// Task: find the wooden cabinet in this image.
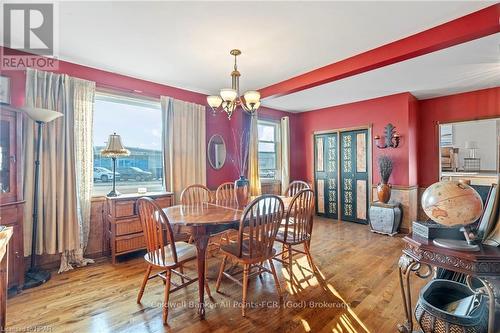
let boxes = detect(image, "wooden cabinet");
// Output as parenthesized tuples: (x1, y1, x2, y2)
(0, 106, 24, 292)
(105, 192, 173, 264)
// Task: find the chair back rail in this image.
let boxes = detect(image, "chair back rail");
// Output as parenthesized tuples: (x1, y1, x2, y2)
(216, 182, 235, 201)
(284, 189, 315, 243)
(137, 197, 178, 264)
(237, 195, 284, 259)
(284, 180, 310, 197)
(180, 184, 212, 205)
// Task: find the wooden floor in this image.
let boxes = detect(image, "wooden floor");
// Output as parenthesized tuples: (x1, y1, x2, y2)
(7, 217, 425, 333)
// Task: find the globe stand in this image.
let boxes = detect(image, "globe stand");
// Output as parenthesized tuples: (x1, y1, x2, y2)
(433, 226, 480, 252)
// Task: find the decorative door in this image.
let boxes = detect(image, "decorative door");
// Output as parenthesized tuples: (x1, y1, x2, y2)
(313, 133, 338, 219)
(340, 130, 369, 224)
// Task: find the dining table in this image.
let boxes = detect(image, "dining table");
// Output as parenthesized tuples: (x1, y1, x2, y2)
(163, 196, 293, 318)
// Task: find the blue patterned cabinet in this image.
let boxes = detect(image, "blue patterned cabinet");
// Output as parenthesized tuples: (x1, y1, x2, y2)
(368, 201, 402, 236)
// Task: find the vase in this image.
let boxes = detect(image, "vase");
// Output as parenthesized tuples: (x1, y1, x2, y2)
(377, 182, 391, 203)
(235, 176, 250, 207)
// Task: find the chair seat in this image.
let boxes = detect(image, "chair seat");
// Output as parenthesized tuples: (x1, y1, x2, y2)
(275, 229, 311, 245)
(220, 239, 276, 264)
(144, 241, 197, 268)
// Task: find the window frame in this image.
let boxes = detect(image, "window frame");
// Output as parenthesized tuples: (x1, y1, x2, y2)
(257, 119, 281, 181)
(92, 90, 164, 197)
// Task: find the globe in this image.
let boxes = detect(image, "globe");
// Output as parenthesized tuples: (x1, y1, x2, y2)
(421, 181, 483, 227)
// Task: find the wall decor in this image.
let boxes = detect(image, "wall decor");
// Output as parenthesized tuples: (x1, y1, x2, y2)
(0, 76, 11, 105)
(207, 134, 227, 170)
(374, 123, 400, 149)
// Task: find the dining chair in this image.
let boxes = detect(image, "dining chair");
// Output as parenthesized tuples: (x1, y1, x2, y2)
(180, 184, 213, 204)
(273, 189, 316, 288)
(283, 180, 310, 197)
(215, 182, 235, 202)
(215, 195, 285, 316)
(136, 197, 211, 325)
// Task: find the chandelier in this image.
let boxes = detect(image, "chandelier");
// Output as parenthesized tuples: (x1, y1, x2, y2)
(206, 49, 261, 119)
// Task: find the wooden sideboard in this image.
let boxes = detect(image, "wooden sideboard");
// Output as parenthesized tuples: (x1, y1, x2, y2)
(0, 106, 25, 293)
(105, 192, 174, 264)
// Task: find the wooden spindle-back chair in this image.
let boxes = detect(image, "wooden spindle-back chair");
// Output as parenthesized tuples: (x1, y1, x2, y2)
(273, 189, 316, 289)
(215, 195, 285, 316)
(180, 184, 212, 205)
(284, 180, 310, 197)
(215, 182, 235, 202)
(136, 197, 210, 324)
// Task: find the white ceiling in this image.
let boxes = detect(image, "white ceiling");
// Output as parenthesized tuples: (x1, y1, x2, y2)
(262, 32, 500, 112)
(49, 0, 494, 103)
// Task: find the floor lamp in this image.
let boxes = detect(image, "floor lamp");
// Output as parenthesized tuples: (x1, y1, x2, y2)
(22, 106, 63, 289)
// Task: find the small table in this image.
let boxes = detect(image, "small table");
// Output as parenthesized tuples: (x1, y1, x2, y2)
(397, 234, 500, 333)
(163, 196, 293, 318)
(368, 201, 402, 236)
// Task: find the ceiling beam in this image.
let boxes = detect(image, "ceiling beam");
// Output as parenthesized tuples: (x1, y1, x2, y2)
(259, 4, 500, 99)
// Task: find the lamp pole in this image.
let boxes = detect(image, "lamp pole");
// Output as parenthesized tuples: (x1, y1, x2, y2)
(108, 156, 118, 197)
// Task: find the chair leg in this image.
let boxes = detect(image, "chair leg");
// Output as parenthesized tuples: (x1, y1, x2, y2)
(281, 243, 287, 260)
(287, 244, 294, 283)
(268, 259, 282, 299)
(137, 264, 152, 304)
(179, 264, 185, 284)
(162, 270, 172, 325)
(242, 264, 249, 317)
(304, 242, 316, 272)
(215, 255, 228, 292)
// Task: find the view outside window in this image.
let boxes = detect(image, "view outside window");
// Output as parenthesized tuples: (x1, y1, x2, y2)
(258, 120, 280, 179)
(93, 93, 163, 195)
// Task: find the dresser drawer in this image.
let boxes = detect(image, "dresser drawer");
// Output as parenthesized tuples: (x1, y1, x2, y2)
(115, 233, 145, 253)
(155, 196, 172, 208)
(115, 218, 143, 236)
(114, 200, 136, 218)
(0, 205, 19, 225)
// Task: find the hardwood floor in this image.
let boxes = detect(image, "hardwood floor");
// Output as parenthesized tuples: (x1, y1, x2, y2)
(7, 217, 425, 333)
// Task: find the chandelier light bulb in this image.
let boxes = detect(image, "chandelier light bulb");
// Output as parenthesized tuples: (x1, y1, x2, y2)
(207, 95, 223, 108)
(220, 88, 237, 102)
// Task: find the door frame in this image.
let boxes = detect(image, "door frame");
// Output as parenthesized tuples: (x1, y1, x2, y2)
(312, 124, 373, 222)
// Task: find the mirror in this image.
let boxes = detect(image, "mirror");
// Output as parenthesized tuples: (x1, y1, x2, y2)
(208, 134, 226, 170)
(439, 118, 500, 184)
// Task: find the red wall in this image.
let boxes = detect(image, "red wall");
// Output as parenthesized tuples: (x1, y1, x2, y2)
(418, 87, 500, 187)
(296, 92, 417, 187)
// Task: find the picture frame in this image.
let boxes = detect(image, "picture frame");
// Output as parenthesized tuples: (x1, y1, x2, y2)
(0, 76, 11, 105)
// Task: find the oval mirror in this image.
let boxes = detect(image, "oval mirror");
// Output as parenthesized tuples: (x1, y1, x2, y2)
(208, 134, 226, 170)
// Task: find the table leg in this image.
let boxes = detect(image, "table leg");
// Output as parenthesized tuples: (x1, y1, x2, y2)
(397, 254, 432, 333)
(192, 226, 209, 319)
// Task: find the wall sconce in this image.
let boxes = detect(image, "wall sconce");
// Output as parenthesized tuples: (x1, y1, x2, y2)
(374, 123, 400, 149)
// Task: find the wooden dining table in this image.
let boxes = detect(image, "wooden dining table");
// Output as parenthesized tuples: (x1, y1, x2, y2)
(163, 196, 293, 318)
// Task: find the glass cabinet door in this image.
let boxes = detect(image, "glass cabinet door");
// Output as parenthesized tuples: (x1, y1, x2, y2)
(0, 119, 11, 194)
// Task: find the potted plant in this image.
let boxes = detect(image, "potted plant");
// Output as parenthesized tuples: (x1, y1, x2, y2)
(231, 129, 250, 207)
(377, 155, 393, 203)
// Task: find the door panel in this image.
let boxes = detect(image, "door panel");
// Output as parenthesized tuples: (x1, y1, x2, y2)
(314, 133, 338, 219)
(340, 130, 369, 224)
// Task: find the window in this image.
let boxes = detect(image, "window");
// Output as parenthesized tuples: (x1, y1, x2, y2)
(93, 92, 163, 195)
(258, 120, 280, 180)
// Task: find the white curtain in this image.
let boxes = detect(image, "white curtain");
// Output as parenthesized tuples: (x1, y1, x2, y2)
(24, 68, 95, 273)
(280, 116, 290, 193)
(248, 112, 261, 196)
(161, 96, 206, 202)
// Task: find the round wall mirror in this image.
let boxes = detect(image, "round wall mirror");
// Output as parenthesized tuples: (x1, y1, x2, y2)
(208, 134, 226, 170)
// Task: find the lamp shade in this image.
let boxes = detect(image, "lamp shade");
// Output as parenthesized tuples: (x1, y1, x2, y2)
(101, 133, 130, 157)
(207, 95, 223, 108)
(22, 107, 63, 123)
(465, 141, 478, 149)
(220, 88, 237, 102)
(243, 90, 260, 105)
